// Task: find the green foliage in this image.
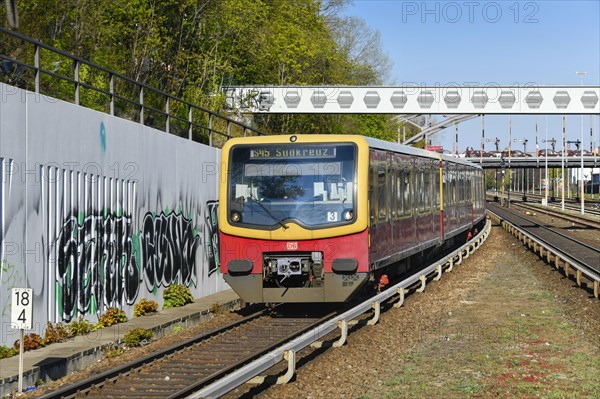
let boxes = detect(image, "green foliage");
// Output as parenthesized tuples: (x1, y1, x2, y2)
(123, 328, 154, 347)
(103, 346, 124, 358)
(67, 316, 95, 336)
(1, 0, 402, 141)
(97, 307, 128, 328)
(0, 345, 19, 359)
(43, 321, 70, 344)
(134, 298, 159, 317)
(210, 303, 225, 315)
(171, 325, 185, 334)
(14, 333, 45, 351)
(163, 284, 194, 309)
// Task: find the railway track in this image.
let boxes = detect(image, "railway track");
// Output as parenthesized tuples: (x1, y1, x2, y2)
(33, 221, 493, 399)
(510, 202, 600, 230)
(492, 191, 600, 216)
(35, 309, 334, 399)
(487, 202, 600, 298)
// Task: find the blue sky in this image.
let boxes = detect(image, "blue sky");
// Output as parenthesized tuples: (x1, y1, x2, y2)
(343, 0, 600, 152)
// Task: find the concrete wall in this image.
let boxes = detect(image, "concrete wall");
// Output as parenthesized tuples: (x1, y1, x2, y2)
(0, 83, 225, 346)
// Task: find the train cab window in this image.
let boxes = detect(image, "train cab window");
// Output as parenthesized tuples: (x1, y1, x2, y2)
(377, 165, 387, 221)
(227, 143, 357, 229)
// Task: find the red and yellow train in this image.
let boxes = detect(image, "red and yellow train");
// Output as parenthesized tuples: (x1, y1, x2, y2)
(219, 134, 486, 303)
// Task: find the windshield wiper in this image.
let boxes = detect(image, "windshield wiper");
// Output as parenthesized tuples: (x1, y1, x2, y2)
(249, 193, 288, 230)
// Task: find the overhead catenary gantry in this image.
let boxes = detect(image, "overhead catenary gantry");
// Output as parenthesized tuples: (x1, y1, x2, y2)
(224, 86, 600, 115)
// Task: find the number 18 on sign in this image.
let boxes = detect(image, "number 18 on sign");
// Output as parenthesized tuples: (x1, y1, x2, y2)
(12, 288, 33, 330)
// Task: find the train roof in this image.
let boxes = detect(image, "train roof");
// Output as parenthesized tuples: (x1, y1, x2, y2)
(361, 136, 483, 169)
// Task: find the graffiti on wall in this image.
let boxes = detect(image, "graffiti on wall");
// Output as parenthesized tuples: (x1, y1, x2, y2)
(1, 260, 19, 318)
(204, 201, 219, 277)
(56, 210, 140, 322)
(140, 210, 200, 292)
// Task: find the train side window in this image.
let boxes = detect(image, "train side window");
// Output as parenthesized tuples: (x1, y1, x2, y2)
(424, 167, 432, 212)
(396, 170, 403, 217)
(377, 164, 387, 221)
(419, 170, 426, 213)
(435, 164, 441, 209)
(403, 169, 411, 216)
(369, 166, 377, 225)
(389, 167, 397, 219)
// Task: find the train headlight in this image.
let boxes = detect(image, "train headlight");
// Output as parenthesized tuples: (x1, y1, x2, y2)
(343, 210, 354, 221)
(231, 212, 241, 222)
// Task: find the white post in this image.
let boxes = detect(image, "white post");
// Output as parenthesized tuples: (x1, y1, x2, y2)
(576, 71, 588, 214)
(18, 329, 24, 392)
(562, 116, 566, 210)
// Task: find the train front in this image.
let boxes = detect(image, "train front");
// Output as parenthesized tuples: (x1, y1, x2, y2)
(219, 135, 370, 303)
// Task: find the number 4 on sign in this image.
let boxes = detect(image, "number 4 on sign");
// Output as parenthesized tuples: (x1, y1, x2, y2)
(11, 288, 33, 330)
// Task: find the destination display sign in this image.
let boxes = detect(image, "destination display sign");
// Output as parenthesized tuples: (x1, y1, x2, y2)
(250, 146, 337, 159)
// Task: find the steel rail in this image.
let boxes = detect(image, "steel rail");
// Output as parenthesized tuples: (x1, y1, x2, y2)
(189, 219, 492, 399)
(35, 310, 268, 399)
(487, 204, 600, 298)
(488, 203, 600, 271)
(512, 202, 600, 230)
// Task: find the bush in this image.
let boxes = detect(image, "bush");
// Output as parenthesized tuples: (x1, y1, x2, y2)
(123, 328, 154, 347)
(97, 308, 128, 328)
(103, 346, 124, 358)
(14, 333, 45, 351)
(163, 284, 194, 309)
(134, 298, 159, 317)
(210, 303, 225, 315)
(0, 345, 19, 359)
(43, 321, 70, 344)
(67, 316, 95, 336)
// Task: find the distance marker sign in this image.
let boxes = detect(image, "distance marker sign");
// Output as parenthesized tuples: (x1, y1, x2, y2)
(11, 288, 33, 330)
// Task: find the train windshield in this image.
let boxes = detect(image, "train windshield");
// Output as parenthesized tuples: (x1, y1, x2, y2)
(228, 143, 356, 228)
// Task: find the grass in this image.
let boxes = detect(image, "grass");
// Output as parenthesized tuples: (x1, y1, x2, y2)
(369, 231, 600, 399)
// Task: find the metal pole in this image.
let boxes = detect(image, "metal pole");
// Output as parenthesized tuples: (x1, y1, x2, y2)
(18, 329, 24, 393)
(590, 114, 594, 153)
(74, 60, 80, 105)
(34, 44, 40, 93)
(562, 115, 566, 210)
(480, 114, 485, 162)
(109, 74, 115, 116)
(188, 106, 193, 140)
(165, 97, 170, 134)
(454, 123, 458, 155)
(576, 71, 587, 214)
(536, 115, 540, 194)
(544, 116, 550, 205)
